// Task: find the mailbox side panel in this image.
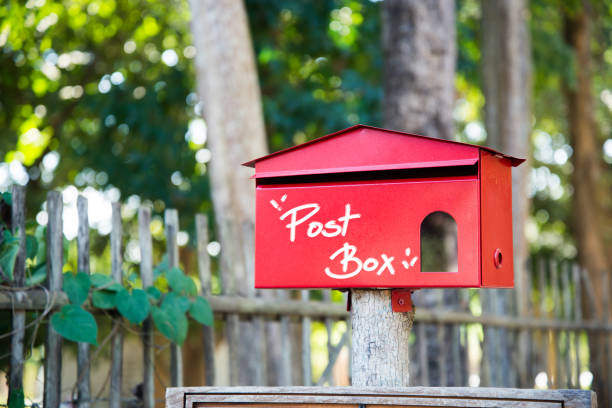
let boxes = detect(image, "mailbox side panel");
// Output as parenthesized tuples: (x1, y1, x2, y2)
(480, 151, 514, 287)
(255, 177, 480, 288)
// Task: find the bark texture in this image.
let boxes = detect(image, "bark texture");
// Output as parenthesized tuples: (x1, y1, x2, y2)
(480, 0, 531, 388)
(383, 0, 455, 139)
(189, 0, 267, 296)
(352, 0, 461, 387)
(564, 3, 612, 405)
(351, 290, 412, 386)
(189, 0, 268, 385)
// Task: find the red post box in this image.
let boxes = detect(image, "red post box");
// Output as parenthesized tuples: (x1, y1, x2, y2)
(244, 125, 524, 289)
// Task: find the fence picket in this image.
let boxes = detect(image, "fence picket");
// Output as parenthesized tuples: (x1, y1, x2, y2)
(110, 202, 123, 408)
(196, 214, 215, 386)
(537, 257, 549, 384)
(572, 264, 583, 388)
(139, 207, 155, 408)
(561, 262, 572, 388)
(301, 290, 312, 386)
(9, 185, 26, 403)
(43, 191, 63, 408)
(3, 185, 612, 404)
(418, 322, 429, 386)
(165, 209, 184, 387)
(76, 196, 91, 408)
(551, 259, 561, 388)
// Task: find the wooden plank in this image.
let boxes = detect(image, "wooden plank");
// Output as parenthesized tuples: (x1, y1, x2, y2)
(437, 323, 448, 386)
(572, 264, 583, 387)
(537, 257, 549, 383)
(110, 202, 123, 408)
(561, 262, 573, 388)
(76, 196, 91, 408)
(166, 386, 596, 408)
(278, 290, 292, 386)
(139, 207, 155, 408)
(417, 323, 429, 386)
(44, 191, 63, 408)
(9, 185, 26, 402)
(239, 221, 263, 386)
(301, 290, 312, 386)
(451, 324, 461, 386)
(315, 328, 349, 387)
(196, 214, 215, 386)
(550, 259, 560, 388)
(322, 290, 333, 385)
(165, 209, 184, 387)
(521, 258, 534, 386)
(1, 291, 612, 333)
(602, 271, 612, 398)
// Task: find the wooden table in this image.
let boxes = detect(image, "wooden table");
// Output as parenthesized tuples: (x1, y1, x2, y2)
(166, 386, 596, 408)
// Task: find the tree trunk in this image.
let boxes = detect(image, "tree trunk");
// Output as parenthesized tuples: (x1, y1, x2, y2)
(564, 2, 612, 405)
(480, 0, 531, 388)
(189, 0, 268, 385)
(351, 0, 460, 387)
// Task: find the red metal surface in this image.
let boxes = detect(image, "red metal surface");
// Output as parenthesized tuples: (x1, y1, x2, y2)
(391, 289, 414, 312)
(244, 125, 524, 178)
(255, 176, 480, 289)
(479, 150, 514, 287)
(246, 125, 523, 290)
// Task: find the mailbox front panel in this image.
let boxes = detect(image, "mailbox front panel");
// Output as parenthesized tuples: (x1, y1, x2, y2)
(255, 177, 480, 288)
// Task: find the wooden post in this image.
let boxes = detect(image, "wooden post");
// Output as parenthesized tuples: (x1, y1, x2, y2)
(196, 214, 215, 386)
(76, 196, 91, 408)
(301, 290, 312, 386)
(139, 207, 155, 408)
(9, 185, 26, 403)
(165, 209, 184, 386)
(44, 191, 63, 408)
(110, 203, 123, 408)
(350, 289, 412, 386)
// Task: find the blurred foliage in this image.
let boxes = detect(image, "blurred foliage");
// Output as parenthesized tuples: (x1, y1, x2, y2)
(0, 0, 611, 260)
(0, 0, 206, 218)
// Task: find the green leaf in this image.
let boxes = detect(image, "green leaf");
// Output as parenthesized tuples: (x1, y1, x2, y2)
(153, 255, 169, 278)
(8, 387, 24, 408)
(90, 273, 112, 287)
(50, 305, 98, 344)
(2, 192, 12, 206)
(145, 286, 161, 301)
(25, 234, 38, 260)
(166, 267, 197, 296)
(164, 292, 190, 312)
(152, 302, 188, 345)
(91, 274, 123, 291)
(166, 267, 184, 290)
(115, 288, 150, 324)
(63, 272, 91, 305)
(25, 263, 46, 286)
(92, 290, 116, 309)
(189, 296, 213, 326)
(0, 239, 19, 281)
(34, 225, 46, 263)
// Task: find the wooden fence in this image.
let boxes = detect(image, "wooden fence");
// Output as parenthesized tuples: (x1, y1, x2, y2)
(1, 185, 611, 407)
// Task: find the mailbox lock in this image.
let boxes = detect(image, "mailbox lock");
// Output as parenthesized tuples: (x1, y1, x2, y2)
(493, 248, 503, 269)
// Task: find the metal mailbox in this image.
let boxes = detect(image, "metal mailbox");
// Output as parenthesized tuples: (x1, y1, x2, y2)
(244, 125, 524, 289)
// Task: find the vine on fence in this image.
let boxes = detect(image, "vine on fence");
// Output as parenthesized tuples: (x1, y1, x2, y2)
(0, 192, 213, 348)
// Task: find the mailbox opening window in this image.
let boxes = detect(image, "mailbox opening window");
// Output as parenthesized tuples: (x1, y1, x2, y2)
(420, 211, 458, 272)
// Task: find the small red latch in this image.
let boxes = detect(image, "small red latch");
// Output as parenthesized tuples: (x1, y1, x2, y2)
(391, 289, 414, 312)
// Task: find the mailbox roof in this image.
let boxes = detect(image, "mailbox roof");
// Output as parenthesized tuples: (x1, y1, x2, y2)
(244, 124, 525, 178)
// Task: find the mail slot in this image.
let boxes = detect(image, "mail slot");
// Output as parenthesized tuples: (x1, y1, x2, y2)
(243, 125, 524, 289)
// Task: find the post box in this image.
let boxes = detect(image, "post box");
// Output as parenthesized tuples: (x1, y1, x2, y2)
(244, 125, 524, 289)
